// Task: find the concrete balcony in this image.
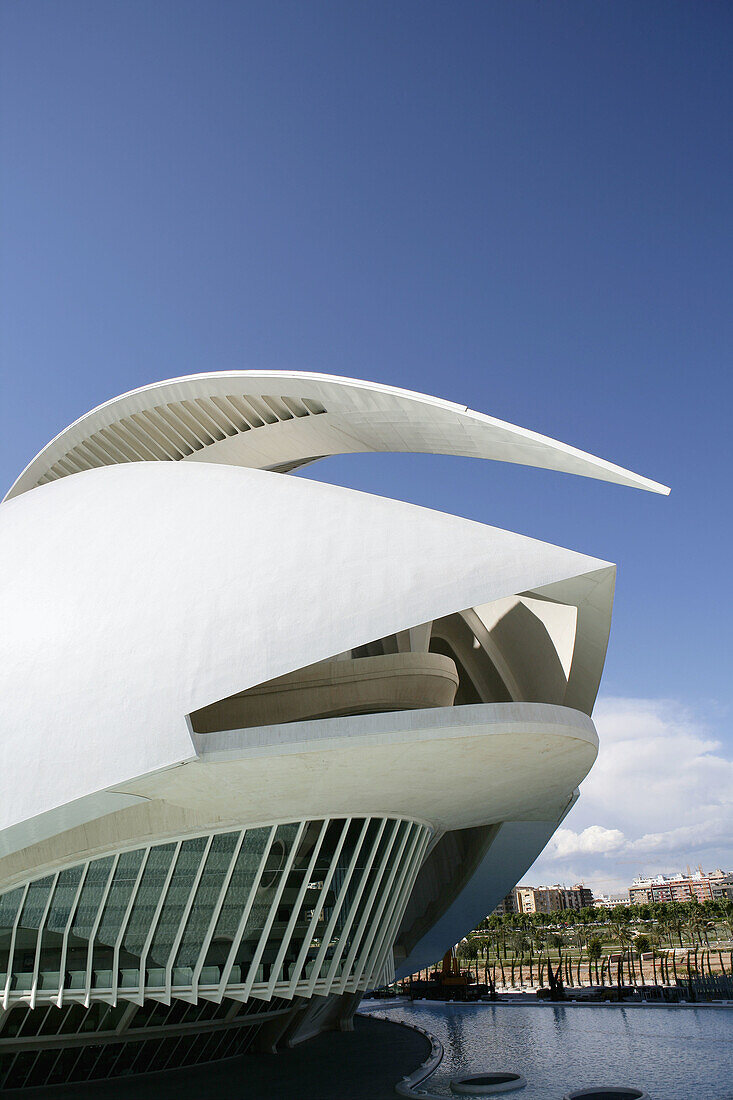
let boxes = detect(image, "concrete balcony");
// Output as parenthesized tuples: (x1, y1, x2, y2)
(190, 652, 459, 734)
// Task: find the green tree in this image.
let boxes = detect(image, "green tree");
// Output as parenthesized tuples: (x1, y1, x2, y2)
(587, 935, 603, 984)
(457, 937, 479, 961)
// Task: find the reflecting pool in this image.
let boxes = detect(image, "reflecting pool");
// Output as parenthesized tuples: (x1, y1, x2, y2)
(362, 1001, 733, 1099)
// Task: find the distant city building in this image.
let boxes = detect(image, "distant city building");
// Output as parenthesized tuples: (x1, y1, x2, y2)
(492, 893, 517, 915)
(593, 892, 630, 909)
(629, 869, 733, 905)
(492, 883, 594, 916)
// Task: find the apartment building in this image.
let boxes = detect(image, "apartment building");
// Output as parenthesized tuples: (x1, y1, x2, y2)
(629, 869, 733, 905)
(492, 883, 594, 916)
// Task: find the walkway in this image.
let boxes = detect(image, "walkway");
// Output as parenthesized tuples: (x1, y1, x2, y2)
(19, 1016, 429, 1100)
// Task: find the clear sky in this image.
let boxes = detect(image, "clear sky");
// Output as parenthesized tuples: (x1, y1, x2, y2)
(1, 1, 731, 892)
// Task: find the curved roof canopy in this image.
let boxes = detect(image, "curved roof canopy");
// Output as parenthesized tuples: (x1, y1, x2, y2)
(4, 371, 669, 500)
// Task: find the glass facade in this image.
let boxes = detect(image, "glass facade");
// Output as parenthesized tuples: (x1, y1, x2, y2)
(0, 815, 429, 1010)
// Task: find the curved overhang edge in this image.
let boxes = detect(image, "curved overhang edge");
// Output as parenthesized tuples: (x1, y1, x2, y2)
(4, 370, 670, 500)
(0, 703, 597, 886)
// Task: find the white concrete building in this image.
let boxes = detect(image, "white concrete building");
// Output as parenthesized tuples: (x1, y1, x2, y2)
(0, 372, 666, 1088)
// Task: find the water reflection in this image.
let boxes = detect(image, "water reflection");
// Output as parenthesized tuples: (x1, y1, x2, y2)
(365, 1002, 733, 1099)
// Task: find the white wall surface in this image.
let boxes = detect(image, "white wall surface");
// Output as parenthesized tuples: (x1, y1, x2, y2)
(0, 461, 609, 842)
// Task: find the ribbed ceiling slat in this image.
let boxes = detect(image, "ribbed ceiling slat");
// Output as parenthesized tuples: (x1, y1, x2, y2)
(54, 457, 81, 477)
(261, 395, 293, 421)
(180, 400, 225, 443)
(195, 397, 238, 437)
(54, 453, 85, 475)
(163, 403, 211, 448)
(226, 395, 264, 428)
(77, 437, 115, 469)
(68, 446, 97, 472)
(210, 395, 250, 433)
(93, 430, 134, 464)
(281, 396, 310, 419)
(104, 423, 148, 463)
(124, 415, 171, 460)
(19, 390, 327, 492)
(149, 407, 199, 454)
(116, 418, 166, 461)
(142, 407, 192, 458)
(242, 395, 278, 425)
(134, 411, 184, 460)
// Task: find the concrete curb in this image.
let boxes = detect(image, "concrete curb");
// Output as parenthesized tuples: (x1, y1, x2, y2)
(357, 1010, 445, 1099)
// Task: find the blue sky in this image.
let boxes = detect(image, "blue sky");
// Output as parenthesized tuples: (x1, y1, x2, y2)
(1, 1, 730, 891)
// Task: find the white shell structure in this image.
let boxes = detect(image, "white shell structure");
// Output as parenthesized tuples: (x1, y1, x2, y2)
(0, 372, 665, 1089)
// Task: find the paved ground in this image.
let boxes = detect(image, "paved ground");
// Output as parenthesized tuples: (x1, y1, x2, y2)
(18, 1016, 429, 1100)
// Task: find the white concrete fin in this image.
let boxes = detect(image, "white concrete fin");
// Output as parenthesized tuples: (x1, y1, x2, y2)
(519, 596, 578, 680)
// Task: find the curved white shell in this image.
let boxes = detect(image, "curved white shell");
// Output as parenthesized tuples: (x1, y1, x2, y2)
(5, 370, 668, 500)
(0, 460, 610, 846)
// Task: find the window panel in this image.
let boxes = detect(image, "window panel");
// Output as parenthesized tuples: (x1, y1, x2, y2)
(234, 823, 297, 972)
(13, 876, 54, 975)
(202, 827, 269, 970)
(36, 865, 84, 979)
(122, 843, 176, 960)
(335, 818, 399, 978)
(70, 857, 113, 941)
(173, 833, 239, 969)
(91, 849, 144, 973)
(256, 820, 323, 984)
(0, 888, 24, 977)
(147, 837, 207, 969)
(316, 819, 377, 975)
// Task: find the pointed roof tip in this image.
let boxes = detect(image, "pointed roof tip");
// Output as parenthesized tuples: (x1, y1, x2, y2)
(3, 370, 669, 501)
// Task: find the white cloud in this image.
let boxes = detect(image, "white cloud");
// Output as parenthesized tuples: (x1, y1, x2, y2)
(526, 697, 733, 894)
(551, 825, 625, 857)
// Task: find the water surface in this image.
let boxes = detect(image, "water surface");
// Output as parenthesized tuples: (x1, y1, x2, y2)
(363, 1001, 733, 1099)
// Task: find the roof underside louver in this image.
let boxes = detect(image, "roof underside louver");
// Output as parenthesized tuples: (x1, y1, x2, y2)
(35, 395, 327, 488)
(4, 371, 669, 500)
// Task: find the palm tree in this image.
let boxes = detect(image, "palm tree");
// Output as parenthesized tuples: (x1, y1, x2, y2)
(720, 899, 733, 941)
(685, 904, 707, 950)
(665, 903, 685, 948)
(531, 923, 547, 987)
(497, 941, 506, 986)
(608, 918, 633, 988)
(587, 936, 602, 985)
(633, 933, 650, 985)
